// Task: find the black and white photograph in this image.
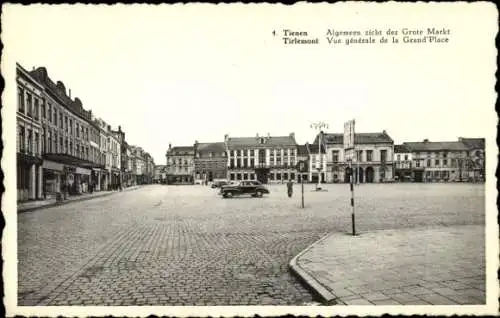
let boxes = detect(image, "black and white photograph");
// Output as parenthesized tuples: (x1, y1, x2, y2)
(2, 3, 498, 317)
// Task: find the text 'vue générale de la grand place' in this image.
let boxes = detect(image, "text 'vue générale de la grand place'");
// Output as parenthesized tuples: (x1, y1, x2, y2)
(278, 27, 451, 45)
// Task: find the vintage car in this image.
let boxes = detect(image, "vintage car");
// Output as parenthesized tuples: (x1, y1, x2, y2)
(211, 180, 229, 188)
(220, 180, 270, 198)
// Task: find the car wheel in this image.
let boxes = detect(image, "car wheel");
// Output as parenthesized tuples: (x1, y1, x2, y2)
(256, 190, 263, 197)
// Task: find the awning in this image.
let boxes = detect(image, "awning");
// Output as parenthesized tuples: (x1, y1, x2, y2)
(17, 152, 43, 166)
(43, 153, 102, 169)
(76, 167, 91, 175)
(43, 160, 64, 171)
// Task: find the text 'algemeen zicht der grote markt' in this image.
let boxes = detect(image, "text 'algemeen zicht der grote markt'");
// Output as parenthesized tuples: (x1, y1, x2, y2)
(277, 28, 451, 45)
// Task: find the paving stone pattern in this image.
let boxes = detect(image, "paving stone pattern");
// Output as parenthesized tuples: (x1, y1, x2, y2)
(18, 183, 485, 306)
(297, 225, 485, 305)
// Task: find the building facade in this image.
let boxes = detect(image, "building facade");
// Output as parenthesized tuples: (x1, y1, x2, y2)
(194, 141, 227, 182)
(306, 142, 327, 183)
(460, 137, 485, 182)
(318, 131, 395, 183)
(166, 144, 195, 184)
(225, 133, 298, 184)
(17, 64, 44, 201)
(403, 138, 485, 183)
(394, 144, 413, 182)
(30, 66, 101, 198)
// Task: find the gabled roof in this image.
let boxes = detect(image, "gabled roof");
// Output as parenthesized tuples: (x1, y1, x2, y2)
(404, 141, 468, 152)
(394, 144, 412, 153)
(307, 143, 326, 154)
(315, 132, 394, 145)
(196, 142, 226, 154)
(169, 146, 195, 155)
(226, 135, 297, 149)
(297, 144, 309, 155)
(460, 138, 485, 149)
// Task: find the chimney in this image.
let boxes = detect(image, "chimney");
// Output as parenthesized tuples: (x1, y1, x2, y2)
(118, 125, 122, 132)
(224, 134, 229, 142)
(290, 132, 295, 139)
(423, 139, 429, 143)
(169, 143, 172, 149)
(69, 89, 72, 99)
(256, 133, 259, 139)
(383, 130, 387, 134)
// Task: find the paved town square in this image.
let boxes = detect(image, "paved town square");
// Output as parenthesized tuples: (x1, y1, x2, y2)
(18, 183, 485, 306)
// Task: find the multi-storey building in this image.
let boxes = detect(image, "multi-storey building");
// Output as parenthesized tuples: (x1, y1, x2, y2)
(154, 165, 167, 183)
(306, 142, 327, 183)
(394, 144, 413, 182)
(225, 133, 298, 184)
(460, 137, 485, 182)
(130, 146, 145, 185)
(17, 64, 44, 201)
(403, 138, 484, 182)
(317, 131, 394, 183)
(95, 118, 111, 190)
(165, 144, 195, 184)
(30, 66, 99, 197)
(194, 141, 227, 182)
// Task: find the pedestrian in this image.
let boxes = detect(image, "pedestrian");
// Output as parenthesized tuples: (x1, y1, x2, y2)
(286, 178, 293, 198)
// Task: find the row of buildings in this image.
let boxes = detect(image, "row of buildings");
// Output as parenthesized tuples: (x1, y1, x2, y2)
(16, 63, 155, 202)
(164, 131, 485, 185)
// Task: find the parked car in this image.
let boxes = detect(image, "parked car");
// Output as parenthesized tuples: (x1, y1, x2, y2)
(220, 180, 270, 198)
(211, 180, 228, 188)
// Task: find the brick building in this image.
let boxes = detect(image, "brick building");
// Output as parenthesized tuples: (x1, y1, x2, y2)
(194, 141, 227, 182)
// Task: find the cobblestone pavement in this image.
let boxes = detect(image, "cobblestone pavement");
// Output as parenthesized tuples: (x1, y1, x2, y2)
(295, 225, 485, 305)
(17, 183, 485, 306)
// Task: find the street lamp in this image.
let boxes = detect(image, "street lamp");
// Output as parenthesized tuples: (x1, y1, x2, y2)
(310, 121, 329, 190)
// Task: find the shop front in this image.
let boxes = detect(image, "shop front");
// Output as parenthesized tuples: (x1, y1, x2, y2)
(42, 159, 64, 199)
(17, 152, 43, 202)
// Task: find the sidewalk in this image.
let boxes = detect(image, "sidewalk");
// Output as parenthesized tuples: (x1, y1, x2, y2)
(17, 185, 141, 213)
(290, 225, 485, 305)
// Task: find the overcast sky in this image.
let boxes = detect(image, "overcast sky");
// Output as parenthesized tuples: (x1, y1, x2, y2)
(4, 4, 496, 164)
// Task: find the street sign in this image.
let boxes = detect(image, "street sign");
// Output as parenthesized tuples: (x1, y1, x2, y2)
(297, 160, 308, 173)
(344, 119, 355, 150)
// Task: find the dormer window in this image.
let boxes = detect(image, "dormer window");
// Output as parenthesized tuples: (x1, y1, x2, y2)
(260, 137, 264, 144)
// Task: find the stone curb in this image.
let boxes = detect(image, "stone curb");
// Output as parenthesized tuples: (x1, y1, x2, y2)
(289, 232, 341, 305)
(17, 186, 141, 213)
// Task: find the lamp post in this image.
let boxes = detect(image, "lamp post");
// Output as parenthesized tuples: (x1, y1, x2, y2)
(310, 121, 329, 190)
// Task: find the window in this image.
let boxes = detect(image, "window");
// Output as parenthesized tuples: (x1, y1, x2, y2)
(443, 159, 448, 166)
(59, 113, 63, 129)
(332, 150, 339, 162)
(48, 104, 52, 123)
(276, 173, 282, 180)
(53, 108, 57, 125)
(76, 123, 80, 137)
(69, 141, 73, 156)
(26, 93, 33, 116)
(230, 173, 235, 181)
(366, 150, 373, 162)
(357, 150, 363, 162)
(426, 159, 431, 167)
(18, 126, 25, 152)
(250, 173, 255, 180)
(443, 152, 448, 158)
(291, 173, 295, 180)
(380, 150, 387, 162)
(397, 154, 401, 161)
(18, 87, 25, 112)
(283, 173, 288, 180)
(243, 173, 248, 180)
(435, 159, 439, 166)
(269, 173, 274, 180)
(42, 128, 46, 153)
(27, 129, 33, 154)
(404, 154, 408, 161)
(34, 132, 39, 155)
(34, 98, 39, 120)
(41, 99, 46, 119)
(250, 158, 254, 168)
(65, 139, 68, 154)
(86, 147, 89, 160)
(415, 160, 420, 168)
(47, 131, 52, 153)
(59, 137, 63, 153)
(65, 116, 68, 132)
